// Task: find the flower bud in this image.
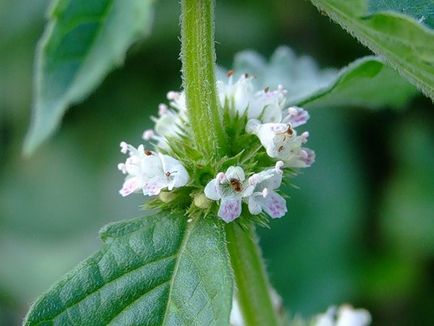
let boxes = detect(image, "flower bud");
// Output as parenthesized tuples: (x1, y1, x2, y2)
(193, 193, 212, 209)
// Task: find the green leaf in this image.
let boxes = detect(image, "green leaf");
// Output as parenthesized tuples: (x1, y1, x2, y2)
(24, 213, 233, 325)
(368, 0, 434, 29)
(224, 46, 417, 109)
(24, 0, 154, 155)
(309, 0, 434, 101)
(299, 56, 418, 109)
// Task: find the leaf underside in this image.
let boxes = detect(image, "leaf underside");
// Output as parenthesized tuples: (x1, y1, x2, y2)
(24, 0, 154, 155)
(309, 0, 434, 101)
(24, 213, 232, 326)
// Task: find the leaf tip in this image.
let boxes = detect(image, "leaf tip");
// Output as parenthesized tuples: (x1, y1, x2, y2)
(22, 118, 51, 158)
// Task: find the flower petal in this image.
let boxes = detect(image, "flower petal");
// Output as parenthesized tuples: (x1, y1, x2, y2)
(250, 168, 282, 191)
(248, 196, 262, 215)
(242, 184, 255, 197)
(142, 176, 167, 196)
(226, 166, 245, 181)
(119, 177, 140, 197)
(204, 179, 221, 201)
(159, 154, 189, 189)
(282, 106, 310, 127)
(336, 306, 371, 326)
(260, 191, 287, 218)
(261, 104, 282, 123)
(218, 198, 242, 222)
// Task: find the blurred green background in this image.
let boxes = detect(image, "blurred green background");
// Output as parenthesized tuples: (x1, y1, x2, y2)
(1, 0, 433, 325)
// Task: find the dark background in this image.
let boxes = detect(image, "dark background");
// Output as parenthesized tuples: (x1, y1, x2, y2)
(0, 0, 433, 324)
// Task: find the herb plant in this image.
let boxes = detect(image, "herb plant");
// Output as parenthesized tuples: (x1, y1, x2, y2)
(20, 0, 433, 325)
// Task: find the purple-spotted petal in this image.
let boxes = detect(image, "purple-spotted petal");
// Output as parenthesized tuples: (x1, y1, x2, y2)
(142, 176, 166, 196)
(119, 177, 140, 197)
(283, 107, 310, 127)
(261, 191, 287, 218)
(218, 198, 242, 222)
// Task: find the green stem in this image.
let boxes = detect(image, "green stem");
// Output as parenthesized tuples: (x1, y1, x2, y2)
(226, 222, 279, 326)
(180, 0, 227, 156)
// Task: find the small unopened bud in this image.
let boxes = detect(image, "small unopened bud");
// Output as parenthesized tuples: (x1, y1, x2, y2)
(159, 191, 177, 203)
(193, 193, 212, 209)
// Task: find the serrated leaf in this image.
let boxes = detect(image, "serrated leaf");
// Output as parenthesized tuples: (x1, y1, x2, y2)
(24, 0, 154, 155)
(24, 213, 233, 325)
(309, 0, 434, 101)
(225, 46, 417, 110)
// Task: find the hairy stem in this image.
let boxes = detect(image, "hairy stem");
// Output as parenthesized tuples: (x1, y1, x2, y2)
(180, 0, 227, 156)
(226, 222, 279, 326)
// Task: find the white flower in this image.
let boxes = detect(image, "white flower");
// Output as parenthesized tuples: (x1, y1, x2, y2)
(248, 85, 287, 123)
(218, 72, 254, 115)
(217, 72, 287, 123)
(281, 106, 310, 127)
(142, 91, 188, 148)
(118, 142, 189, 197)
(167, 91, 187, 113)
(315, 305, 371, 326)
(247, 162, 287, 218)
(230, 287, 282, 326)
(229, 298, 243, 326)
(204, 166, 254, 222)
(246, 117, 315, 168)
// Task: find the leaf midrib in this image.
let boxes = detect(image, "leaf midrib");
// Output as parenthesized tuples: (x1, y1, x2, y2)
(160, 218, 198, 325)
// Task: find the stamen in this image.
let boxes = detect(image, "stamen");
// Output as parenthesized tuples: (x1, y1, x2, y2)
(158, 103, 168, 116)
(167, 91, 179, 101)
(230, 178, 242, 192)
(120, 141, 128, 154)
(117, 163, 126, 174)
(142, 129, 154, 140)
(286, 126, 294, 136)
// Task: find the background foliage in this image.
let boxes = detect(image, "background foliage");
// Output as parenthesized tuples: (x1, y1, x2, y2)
(0, 0, 433, 324)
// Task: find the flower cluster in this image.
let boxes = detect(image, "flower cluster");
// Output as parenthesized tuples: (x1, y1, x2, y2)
(118, 72, 314, 223)
(118, 143, 189, 197)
